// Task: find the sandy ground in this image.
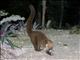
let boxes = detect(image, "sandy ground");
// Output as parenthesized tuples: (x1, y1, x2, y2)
(1, 29, 80, 60)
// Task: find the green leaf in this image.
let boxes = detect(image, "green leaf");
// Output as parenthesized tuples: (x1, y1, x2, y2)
(0, 37, 5, 44)
(6, 39, 20, 48)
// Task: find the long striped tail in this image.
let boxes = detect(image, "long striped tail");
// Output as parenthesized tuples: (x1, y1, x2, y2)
(26, 4, 36, 35)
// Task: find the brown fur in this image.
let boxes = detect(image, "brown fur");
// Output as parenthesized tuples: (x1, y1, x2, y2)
(26, 4, 53, 55)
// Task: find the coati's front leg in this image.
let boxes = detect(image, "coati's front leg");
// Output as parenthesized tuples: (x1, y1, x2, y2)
(31, 38, 42, 51)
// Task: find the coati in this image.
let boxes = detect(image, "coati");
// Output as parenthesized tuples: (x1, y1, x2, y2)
(26, 4, 54, 55)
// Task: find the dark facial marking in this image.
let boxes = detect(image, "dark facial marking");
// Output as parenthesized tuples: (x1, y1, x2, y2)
(46, 48, 54, 56)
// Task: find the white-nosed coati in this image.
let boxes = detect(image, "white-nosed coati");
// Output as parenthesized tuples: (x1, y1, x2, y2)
(26, 4, 54, 55)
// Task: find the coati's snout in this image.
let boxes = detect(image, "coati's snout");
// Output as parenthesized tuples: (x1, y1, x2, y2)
(46, 48, 54, 56)
(45, 41, 54, 56)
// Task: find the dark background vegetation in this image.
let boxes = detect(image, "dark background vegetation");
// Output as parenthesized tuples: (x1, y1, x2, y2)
(0, 0, 80, 29)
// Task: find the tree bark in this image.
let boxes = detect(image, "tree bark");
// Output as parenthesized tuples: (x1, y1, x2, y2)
(42, 0, 46, 29)
(0, 44, 1, 59)
(59, 0, 64, 28)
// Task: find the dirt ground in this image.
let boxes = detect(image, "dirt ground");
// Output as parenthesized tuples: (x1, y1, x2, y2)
(1, 29, 80, 60)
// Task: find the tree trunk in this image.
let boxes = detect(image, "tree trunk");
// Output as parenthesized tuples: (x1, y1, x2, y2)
(59, 0, 64, 28)
(0, 44, 1, 59)
(42, 0, 46, 29)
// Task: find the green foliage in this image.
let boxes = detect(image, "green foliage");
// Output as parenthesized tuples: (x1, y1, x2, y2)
(69, 25, 80, 34)
(0, 31, 19, 48)
(6, 39, 19, 48)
